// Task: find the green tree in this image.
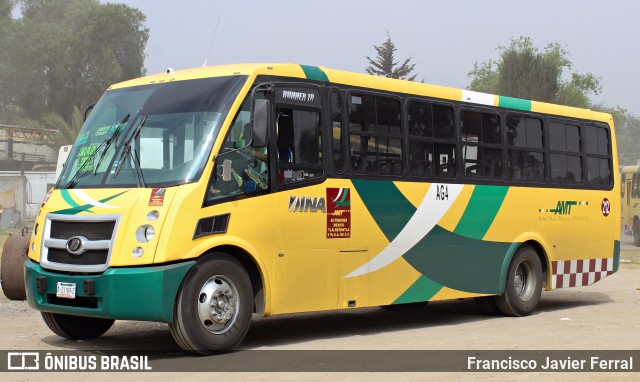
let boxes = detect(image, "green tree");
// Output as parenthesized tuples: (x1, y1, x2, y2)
(0, 0, 14, 18)
(593, 104, 640, 166)
(366, 32, 417, 81)
(41, 106, 85, 146)
(0, 0, 148, 130)
(618, 116, 640, 166)
(468, 37, 601, 107)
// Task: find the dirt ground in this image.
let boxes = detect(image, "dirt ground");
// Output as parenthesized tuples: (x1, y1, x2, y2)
(0, 233, 638, 381)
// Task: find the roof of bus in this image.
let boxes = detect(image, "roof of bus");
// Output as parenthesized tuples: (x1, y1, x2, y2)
(109, 63, 614, 124)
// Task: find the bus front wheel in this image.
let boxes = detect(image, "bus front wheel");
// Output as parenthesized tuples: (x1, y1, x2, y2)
(41, 312, 114, 340)
(495, 245, 542, 317)
(169, 254, 253, 354)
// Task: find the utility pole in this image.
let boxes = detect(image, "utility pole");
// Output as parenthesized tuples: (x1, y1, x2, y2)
(20, 152, 26, 225)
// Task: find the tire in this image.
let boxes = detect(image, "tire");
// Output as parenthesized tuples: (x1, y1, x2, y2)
(1, 232, 30, 300)
(380, 301, 428, 311)
(495, 245, 543, 317)
(633, 220, 640, 247)
(169, 254, 253, 354)
(41, 312, 114, 340)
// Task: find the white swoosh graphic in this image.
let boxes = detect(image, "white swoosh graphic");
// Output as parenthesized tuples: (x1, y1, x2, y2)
(72, 189, 120, 209)
(344, 183, 464, 278)
(332, 188, 344, 203)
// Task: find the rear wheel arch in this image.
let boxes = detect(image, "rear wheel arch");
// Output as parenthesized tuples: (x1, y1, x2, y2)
(522, 240, 549, 289)
(495, 243, 543, 316)
(499, 240, 549, 294)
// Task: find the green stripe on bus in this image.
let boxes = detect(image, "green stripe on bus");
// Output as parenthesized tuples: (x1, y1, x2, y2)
(352, 179, 416, 242)
(453, 186, 509, 240)
(392, 275, 442, 305)
(60, 189, 81, 208)
(403, 225, 513, 294)
(300, 65, 329, 82)
(498, 96, 532, 111)
(54, 191, 127, 215)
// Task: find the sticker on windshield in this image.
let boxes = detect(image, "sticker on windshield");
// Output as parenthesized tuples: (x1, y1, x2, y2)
(75, 144, 98, 172)
(94, 122, 125, 137)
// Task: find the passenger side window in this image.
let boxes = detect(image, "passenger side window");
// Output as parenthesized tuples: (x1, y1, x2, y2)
(585, 124, 611, 186)
(549, 122, 583, 183)
(461, 109, 503, 179)
(348, 94, 403, 175)
(407, 101, 456, 177)
(506, 114, 544, 182)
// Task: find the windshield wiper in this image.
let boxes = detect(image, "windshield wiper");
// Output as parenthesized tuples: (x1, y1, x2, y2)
(64, 114, 130, 189)
(113, 115, 147, 186)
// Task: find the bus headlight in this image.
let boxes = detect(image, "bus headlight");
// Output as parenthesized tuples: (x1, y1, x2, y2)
(135, 225, 155, 243)
(147, 210, 160, 221)
(132, 247, 144, 258)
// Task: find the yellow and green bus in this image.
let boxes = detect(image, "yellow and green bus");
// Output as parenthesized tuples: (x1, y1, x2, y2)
(621, 164, 640, 245)
(25, 64, 620, 353)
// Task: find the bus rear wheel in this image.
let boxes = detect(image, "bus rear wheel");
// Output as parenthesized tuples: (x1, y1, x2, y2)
(41, 312, 114, 340)
(633, 220, 640, 247)
(169, 254, 253, 354)
(494, 245, 542, 317)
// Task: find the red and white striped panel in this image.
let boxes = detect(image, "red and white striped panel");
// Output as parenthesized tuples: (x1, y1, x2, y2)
(551, 258, 614, 289)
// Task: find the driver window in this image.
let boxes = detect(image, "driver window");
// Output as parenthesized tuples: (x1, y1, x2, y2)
(276, 107, 323, 185)
(206, 95, 269, 202)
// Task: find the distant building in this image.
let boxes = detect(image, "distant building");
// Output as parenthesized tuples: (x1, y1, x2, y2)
(0, 124, 59, 224)
(0, 124, 58, 171)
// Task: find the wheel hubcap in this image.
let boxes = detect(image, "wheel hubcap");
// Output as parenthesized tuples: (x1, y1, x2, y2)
(513, 260, 535, 301)
(197, 275, 240, 334)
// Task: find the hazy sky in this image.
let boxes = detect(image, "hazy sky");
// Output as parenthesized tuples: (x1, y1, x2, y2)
(115, 0, 639, 114)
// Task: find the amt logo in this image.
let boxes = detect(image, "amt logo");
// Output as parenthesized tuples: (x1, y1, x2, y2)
(539, 200, 588, 215)
(551, 201, 577, 215)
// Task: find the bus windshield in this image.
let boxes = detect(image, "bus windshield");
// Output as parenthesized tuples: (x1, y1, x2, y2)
(57, 75, 247, 189)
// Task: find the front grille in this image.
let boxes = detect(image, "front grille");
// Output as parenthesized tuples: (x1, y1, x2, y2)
(42, 214, 119, 273)
(50, 221, 115, 240)
(48, 248, 109, 265)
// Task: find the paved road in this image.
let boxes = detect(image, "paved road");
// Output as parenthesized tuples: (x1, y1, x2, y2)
(1, 267, 638, 381)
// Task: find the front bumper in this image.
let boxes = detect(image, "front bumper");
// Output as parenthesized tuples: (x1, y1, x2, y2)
(24, 259, 195, 323)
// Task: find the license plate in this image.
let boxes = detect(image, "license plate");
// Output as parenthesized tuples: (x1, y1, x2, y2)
(56, 282, 76, 299)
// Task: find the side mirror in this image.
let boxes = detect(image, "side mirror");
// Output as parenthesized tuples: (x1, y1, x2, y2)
(251, 99, 269, 147)
(83, 103, 97, 122)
